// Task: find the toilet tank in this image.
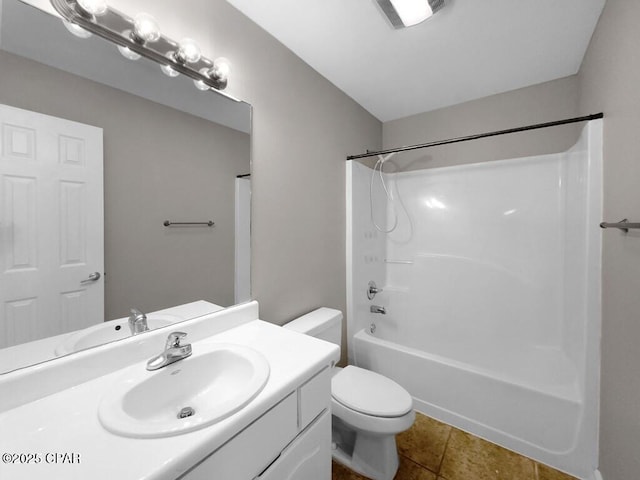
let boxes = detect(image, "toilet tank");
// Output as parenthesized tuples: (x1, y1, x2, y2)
(283, 308, 343, 347)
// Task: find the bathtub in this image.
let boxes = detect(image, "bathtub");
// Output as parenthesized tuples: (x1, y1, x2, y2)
(353, 326, 600, 479)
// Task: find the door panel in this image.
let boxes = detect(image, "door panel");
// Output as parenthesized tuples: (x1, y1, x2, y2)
(0, 104, 103, 348)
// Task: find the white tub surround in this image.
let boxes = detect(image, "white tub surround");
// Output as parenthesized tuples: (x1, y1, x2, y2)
(346, 121, 602, 480)
(0, 312, 339, 479)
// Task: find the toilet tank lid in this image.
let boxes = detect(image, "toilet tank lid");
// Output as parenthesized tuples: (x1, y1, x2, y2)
(284, 307, 342, 335)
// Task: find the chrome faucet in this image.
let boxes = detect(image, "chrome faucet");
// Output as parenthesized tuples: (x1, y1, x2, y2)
(146, 332, 192, 371)
(128, 308, 149, 335)
(370, 305, 386, 314)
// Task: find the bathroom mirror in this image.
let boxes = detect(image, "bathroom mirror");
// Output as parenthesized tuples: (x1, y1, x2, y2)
(0, 0, 252, 372)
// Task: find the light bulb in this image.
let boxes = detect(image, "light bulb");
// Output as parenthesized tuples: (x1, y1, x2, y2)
(133, 13, 160, 43)
(194, 79, 209, 91)
(117, 45, 141, 61)
(176, 38, 201, 64)
(211, 57, 231, 81)
(160, 52, 180, 77)
(76, 0, 108, 16)
(193, 68, 211, 91)
(161, 64, 179, 77)
(63, 19, 92, 39)
(206, 57, 231, 90)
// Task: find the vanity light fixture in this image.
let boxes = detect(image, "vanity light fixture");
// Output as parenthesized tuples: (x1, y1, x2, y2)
(49, 0, 234, 96)
(375, 0, 445, 28)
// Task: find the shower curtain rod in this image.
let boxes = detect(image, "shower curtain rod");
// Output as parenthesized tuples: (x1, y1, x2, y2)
(346, 113, 604, 160)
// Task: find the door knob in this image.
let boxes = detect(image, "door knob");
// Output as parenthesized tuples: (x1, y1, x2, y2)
(80, 272, 101, 284)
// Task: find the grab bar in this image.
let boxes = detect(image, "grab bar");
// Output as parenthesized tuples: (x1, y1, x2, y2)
(163, 220, 214, 227)
(600, 219, 640, 233)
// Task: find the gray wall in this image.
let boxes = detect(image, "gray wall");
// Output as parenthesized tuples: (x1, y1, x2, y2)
(578, 0, 640, 478)
(0, 50, 250, 319)
(382, 75, 581, 169)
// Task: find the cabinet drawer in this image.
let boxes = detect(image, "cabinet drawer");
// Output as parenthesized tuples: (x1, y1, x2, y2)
(182, 392, 298, 479)
(298, 367, 331, 430)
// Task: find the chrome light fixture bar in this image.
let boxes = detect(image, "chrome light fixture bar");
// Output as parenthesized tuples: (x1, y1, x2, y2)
(376, 0, 445, 29)
(49, 0, 236, 99)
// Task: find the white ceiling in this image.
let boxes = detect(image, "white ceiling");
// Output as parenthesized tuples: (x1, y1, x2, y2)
(226, 0, 606, 122)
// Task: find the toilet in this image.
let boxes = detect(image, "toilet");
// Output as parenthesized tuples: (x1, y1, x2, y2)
(284, 307, 415, 480)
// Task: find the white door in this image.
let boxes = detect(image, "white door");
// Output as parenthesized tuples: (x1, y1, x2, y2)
(0, 104, 103, 348)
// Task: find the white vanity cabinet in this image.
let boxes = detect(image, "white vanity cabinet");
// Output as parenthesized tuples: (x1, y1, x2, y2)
(182, 367, 332, 480)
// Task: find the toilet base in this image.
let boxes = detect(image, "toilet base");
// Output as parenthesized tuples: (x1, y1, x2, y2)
(332, 416, 401, 480)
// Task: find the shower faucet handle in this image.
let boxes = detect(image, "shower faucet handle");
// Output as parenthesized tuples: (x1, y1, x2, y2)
(367, 280, 383, 300)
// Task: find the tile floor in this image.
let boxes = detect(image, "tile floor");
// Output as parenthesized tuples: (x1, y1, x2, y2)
(331, 412, 577, 480)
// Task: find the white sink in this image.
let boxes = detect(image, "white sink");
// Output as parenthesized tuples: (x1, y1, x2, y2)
(54, 314, 181, 356)
(98, 342, 270, 438)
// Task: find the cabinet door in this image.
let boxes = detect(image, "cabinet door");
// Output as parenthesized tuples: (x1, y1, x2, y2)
(256, 410, 331, 480)
(181, 394, 298, 480)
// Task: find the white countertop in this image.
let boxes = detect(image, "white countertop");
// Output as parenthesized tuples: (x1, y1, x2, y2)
(0, 320, 339, 480)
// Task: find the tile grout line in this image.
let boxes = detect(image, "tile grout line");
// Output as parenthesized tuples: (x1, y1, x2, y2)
(435, 425, 454, 477)
(399, 452, 438, 477)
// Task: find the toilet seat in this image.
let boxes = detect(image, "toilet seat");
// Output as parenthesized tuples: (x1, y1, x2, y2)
(332, 366, 413, 418)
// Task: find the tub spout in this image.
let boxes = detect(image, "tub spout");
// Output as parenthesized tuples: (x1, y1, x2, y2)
(370, 305, 386, 315)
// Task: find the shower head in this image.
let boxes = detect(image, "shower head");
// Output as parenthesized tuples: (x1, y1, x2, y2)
(377, 152, 396, 165)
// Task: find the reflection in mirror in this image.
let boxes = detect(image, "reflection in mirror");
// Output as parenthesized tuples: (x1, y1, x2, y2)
(0, 0, 252, 373)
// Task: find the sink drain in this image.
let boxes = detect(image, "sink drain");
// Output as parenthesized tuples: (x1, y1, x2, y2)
(178, 406, 195, 419)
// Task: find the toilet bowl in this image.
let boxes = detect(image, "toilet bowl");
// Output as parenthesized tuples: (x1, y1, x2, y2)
(283, 308, 415, 480)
